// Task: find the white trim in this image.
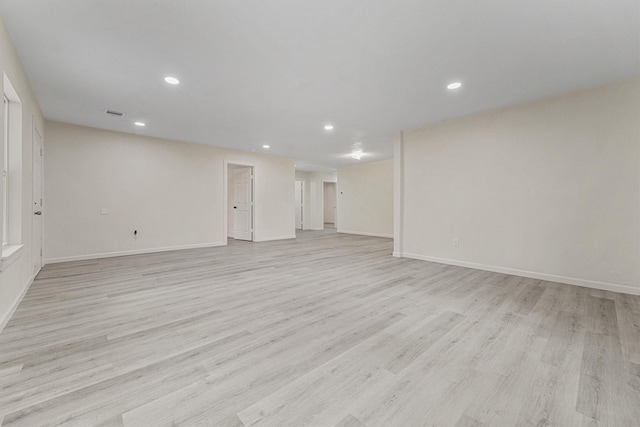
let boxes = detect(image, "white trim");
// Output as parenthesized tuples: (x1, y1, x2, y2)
(338, 230, 393, 239)
(397, 252, 640, 296)
(45, 241, 226, 264)
(0, 271, 36, 333)
(0, 243, 23, 271)
(253, 234, 296, 242)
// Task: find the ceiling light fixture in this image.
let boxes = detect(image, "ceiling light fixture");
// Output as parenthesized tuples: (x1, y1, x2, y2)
(263, 144, 270, 149)
(164, 76, 180, 85)
(324, 124, 334, 131)
(447, 82, 462, 90)
(134, 121, 146, 127)
(351, 150, 363, 160)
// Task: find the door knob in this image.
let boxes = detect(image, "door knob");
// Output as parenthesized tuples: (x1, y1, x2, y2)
(34, 211, 42, 215)
(233, 206, 237, 209)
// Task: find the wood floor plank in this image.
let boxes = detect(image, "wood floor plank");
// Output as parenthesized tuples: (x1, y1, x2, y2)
(459, 336, 548, 425)
(585, 296, 620, 337)
(540, 310, 585, 367)
(0, 365, 22, 379)
(374, 310, 465, 375)
(124, 310, 406, 426)
(236, 353, 394, 426)
(334, 414, 366, 427)
(455, 414, 488, 427)
(576, 331, 639, 425)
(516, 348, 583, 426)
(615, 292, 640, 364)
(0, 229, 638, 426)
(424, 369, 502, 426)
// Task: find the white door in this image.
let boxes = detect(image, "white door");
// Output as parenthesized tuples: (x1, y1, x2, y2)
(323, 182, 336, 225)
(295, 180, 303, 229)
(32, 124, 43, 274)
(233, 167, 253, 241)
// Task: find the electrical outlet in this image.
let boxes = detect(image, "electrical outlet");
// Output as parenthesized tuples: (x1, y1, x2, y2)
(453, 238, 459, 247)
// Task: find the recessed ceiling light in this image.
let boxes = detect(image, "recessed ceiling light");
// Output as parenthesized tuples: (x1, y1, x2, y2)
(164, 76, 180, 85)
(447, 82, 462, 90)
(324, 124, 334, 131)
(134, 121, 146, 127)
(263, 144, 270, 149)
(351, 150, 363, 160)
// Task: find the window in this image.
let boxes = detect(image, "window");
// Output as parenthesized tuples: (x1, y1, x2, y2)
(1, 74, 23, 270)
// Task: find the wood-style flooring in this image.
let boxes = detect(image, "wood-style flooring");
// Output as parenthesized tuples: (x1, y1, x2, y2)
(0, 230, 639, 426)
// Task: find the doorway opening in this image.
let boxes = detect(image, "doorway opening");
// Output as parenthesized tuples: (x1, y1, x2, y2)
(226, 163, 254, 243)
(295, 180, 304, 230)
(323, 181, 337, 230)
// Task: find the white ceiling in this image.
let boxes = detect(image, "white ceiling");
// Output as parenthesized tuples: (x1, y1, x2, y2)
(0, 0, 638, 171)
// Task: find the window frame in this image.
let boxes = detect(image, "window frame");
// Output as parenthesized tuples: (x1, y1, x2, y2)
(2, 94, 8, 248)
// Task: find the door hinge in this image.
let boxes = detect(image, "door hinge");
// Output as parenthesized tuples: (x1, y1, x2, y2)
(40, 148, 43, 156)
(40, 248, 43, 256)
(40, 198, 43, 206)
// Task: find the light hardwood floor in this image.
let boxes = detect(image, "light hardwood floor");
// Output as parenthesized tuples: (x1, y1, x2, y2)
(0, 230, 639, 426)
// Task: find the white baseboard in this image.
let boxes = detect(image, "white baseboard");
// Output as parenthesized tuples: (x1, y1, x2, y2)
(338, 230, 394, 239)
(45, 241, 226, 264)
(0, 272, 36, 333)
(253, 235, 297, 242)
(396, 252, 640, 296)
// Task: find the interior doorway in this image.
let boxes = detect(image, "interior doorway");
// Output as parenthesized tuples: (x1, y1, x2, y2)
(323, 181, 337, 229)
(295, 180, 304, 230)
(226, 163, 254, 242)
(32, 121, 43, 275)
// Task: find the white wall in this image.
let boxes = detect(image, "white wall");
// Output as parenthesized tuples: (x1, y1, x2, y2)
(45, 121, 295, 262)
(294, 171, 337, 230)
(395, 77, 640, 295)
(0, 15, 46, 330)
(337, 160, 394, 238)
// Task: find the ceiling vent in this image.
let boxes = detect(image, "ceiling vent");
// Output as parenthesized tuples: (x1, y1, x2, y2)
(105, 109, 124, 117)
